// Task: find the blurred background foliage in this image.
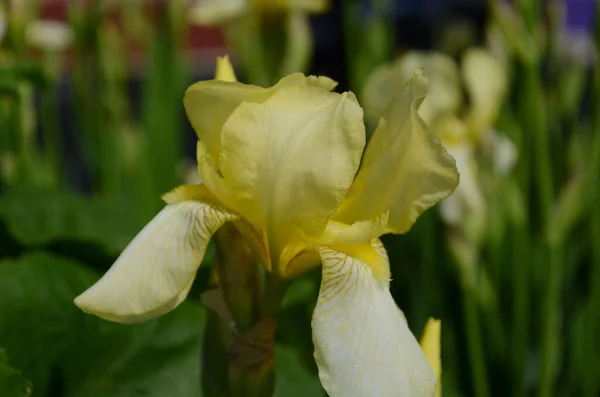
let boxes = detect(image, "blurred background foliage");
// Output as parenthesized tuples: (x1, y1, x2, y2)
(0, 0, 599, 396)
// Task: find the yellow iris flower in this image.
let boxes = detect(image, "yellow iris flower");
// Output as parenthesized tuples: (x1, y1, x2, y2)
(74, 57, 458, 396)
(365, 49, 515, 226)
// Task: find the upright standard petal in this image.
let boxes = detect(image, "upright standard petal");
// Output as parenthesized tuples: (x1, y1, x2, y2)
(335, 71, 459, 235)
(218, 85, 365, 273)
(185, 73, 337, 213)
(184, 73, 337, 159)
(312, 241, 437, 397)
(462, 49, 507, 138)
(184, 80, 268, 162)
(363, 52, 461, 126)
(74, 186, 237, 323)
(399, 52, 462, 125)
(215, 55, 238, 82)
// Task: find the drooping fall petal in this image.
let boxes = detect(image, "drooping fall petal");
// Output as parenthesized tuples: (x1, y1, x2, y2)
(335, 71, 459, 236)
(217, 84, 365, 272)
(312, 241, 437, 397)
(74, 186, 237, 323)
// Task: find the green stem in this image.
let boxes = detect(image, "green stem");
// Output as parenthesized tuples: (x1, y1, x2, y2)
(40, 88, 62, 187)
(341, 0, 360, 91)
(512, 224, 530, 397)
(224, 14, 271, 86)
(215, 224, 261, 334)
(523, 65, 554, 219)
(202, 308, 232, 397)
(14, 90, 31, 182)
(515, 0, 540, 33)
(539, 246, 563, 397)
(260, 272, 290, 319)
(584, 22, 600, 392)
(584, 206, 600, 397)
(463, 285, 490, 397)
(419, 211, 437, 321)
(520, 58, 559, 397)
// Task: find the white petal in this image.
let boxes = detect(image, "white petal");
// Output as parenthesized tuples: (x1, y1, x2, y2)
(74, 201, 236, 323)
(25, 20, 73, 51)
(439, 194, 463, 225)
(462, 49, 506, 136)
(312, 242, 436, 397)
(484, 129, 518, 175)
(189, 0, 247, 25)
(440, 143, 485, 225)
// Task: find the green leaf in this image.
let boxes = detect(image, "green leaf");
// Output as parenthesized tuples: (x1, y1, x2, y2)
(281, 270, 319, 309)
(0, 348, 32, 397)
(273, 345, 324, 397)
(0, 252, 205, 397)
(0, 185, 142, 254)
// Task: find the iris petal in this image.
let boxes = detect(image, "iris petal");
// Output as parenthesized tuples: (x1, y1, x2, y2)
(312, 241, 437, 397)
(335, 71, 459, 235)
(74, 186, 237, 323)
(217, 85, 365, 272)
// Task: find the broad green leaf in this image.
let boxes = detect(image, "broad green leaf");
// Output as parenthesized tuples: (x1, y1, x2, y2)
(0, 348, 32, 397)
(0, 185, 142, 254)
(281, 269, 320, 309)
(273, 345, 324, 397)
(0, 252, 205, 397)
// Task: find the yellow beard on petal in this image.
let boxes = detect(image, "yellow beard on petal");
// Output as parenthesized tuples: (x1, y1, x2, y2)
(325, 243, 390, 283)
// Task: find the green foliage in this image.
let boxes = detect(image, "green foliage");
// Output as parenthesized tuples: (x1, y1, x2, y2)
(0, 250, 321, 397)
(0, 252, 205, 397)
(0, 185, 142, 254)
(0, 349, 32, 397)
(272, 345, 323, 397)
(1, 1, 599, 396)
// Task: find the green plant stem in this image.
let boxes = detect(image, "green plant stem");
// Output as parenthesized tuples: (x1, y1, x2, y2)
(215, 224, 261, 334)
(519, 57, 559, 397)
(512, 62, 532, 397)
(341, 0, 362, 92)
(584, 205, 600, 397)
(13, 91, 31, 182)
(539, 247, 563, 397)
(463, 285, 490, 397)
(224, 14, 271, 86)
(419, 212, 436, 321)
(40, 89, 61, 187)
(512, 224, 530, 397)
(584, 31, 600, 393)
(515, 0, 540, 33)
(522, 65, 554, 219)
(260, 273, 290, 319)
